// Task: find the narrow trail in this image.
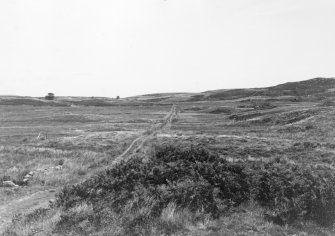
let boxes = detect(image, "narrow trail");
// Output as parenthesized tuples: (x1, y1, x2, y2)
(0, 105, 179, 233)
(112, 104, 178, 164)
(0, 189, 56, 232)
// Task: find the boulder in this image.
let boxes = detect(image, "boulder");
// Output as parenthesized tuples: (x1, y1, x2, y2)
(8, 166, 19, 172)
(55, 165, 63, 170)
(2, 181, 19, 188)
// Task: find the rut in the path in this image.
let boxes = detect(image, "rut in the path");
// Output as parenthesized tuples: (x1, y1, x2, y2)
(0, 105, 179, 233)
(112, 104, 179, 164)
(0, 189, 56, 232)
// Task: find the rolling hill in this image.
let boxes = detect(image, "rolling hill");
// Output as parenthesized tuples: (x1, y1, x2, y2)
(1, 77, 334, 105)
(131, 77, 335, 102)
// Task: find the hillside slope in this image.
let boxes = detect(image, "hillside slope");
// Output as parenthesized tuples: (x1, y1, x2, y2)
(128, 77, 335, 102)
(1, 78, 334, 105)
(203, 77, 335, 101)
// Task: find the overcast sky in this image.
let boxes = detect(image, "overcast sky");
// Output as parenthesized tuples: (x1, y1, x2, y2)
(0, 0, 334, 97)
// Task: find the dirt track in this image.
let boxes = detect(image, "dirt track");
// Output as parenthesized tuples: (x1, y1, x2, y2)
(0, 189, 56, 232)
(0, 105, 179, 233)
(112, 104, 178, 164)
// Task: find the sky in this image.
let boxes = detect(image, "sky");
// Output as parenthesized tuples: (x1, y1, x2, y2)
(0, 0, 334, 97)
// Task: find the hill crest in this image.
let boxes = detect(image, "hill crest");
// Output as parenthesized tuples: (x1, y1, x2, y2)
(1, 77, 334, 105)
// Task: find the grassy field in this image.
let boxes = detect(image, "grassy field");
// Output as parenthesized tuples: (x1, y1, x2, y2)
(0, 105, 169, 211)
(1, 83, 335, 235)
(168, 99, 335, 163)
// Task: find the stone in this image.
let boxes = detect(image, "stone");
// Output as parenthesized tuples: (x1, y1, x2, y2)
(8, 167, 19, 172)
(49, 199, 55, 206)
(55, 165, 63, 170)
(2, 181, 19, 188)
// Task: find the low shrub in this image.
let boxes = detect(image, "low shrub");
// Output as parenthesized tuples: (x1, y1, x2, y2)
(252, 161, 335, 226)
(56, 145, 249, 218)
(54, 144, 335, 232)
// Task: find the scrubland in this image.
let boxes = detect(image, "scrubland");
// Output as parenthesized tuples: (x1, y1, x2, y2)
(0, 105, 169, 230)
(2, 80, 335, 235)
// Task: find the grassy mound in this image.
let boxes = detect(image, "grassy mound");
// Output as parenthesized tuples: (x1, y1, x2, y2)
(4, 144, 335, 235)
(56, 145, 249, 216)
(55, 145, 335, 229)
(252, 160, 335, 226)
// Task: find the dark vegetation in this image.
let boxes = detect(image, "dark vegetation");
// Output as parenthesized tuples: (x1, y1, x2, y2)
(69, 99, 115, 106)
(205, 78, 335, 101)
(206, 89, 261, 100)
(129, 77, 335, 103)
(253, 161, 335, 227)
(55, 145, 249, 216)
(321, 99, 335, 107)
(238, 100, 276, 110)
(2, 78, 335, 235)
(47, 144, 335, 234)
(0, 170, 30, 187)
(1, 78, 335, 106)
(45, 93, 55, 100)
(188, 94, 206, 101)
(206, 107, 235, 114)
(269, 78, 335, 96)
(228, 108, 320, 126)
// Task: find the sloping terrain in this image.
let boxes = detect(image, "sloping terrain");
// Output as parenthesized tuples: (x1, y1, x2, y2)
(0, 105, 178, 233)
(1, 78, 335, 106)
(130, 77, 335, 103)
(1, 78, 335, 235)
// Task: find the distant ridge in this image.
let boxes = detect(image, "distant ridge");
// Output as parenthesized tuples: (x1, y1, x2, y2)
(1, 77, 334, 105)
(131, 77, 335, 102)
(203, 77, 335, 100)
(267, 77, 335, 96)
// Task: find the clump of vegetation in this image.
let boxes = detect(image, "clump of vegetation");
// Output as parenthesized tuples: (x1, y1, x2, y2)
(278, 124, 315, 133)
(251, 160, 335, 227)
(55, 145, 249, 216)
(51, 145, 335, 233)
(4, 144, 335, 235)
(45, 93, 55, 100)
(238, 100, 276, 110)
(251, 101, 276, 110)
(273, 109, 318, 125)
(321, 99, 335, 107)
(229, 112, 262, 121)
(0, 169, 30, 187)
(206, 106, 234, 114)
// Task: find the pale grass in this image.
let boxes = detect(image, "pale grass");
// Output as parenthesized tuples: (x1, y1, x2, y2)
(3, 197, 334, 236)
(32, 152, 108, 186)
(2, 209, 61, 236)
(70, 203, 93, 215)
(1, 139, 109, 185)
(157, 203, 194, 232)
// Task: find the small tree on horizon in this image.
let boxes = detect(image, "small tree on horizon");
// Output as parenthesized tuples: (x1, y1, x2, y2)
(45, 93, 55, 100)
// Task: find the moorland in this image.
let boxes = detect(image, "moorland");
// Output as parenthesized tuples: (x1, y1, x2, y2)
(1, 77, 335, 235)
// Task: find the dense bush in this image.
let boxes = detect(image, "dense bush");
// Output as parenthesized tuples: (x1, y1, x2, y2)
(56, 145, 249, 218)
(55, 144, 335, 230)
(252, 160, 335, 226)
